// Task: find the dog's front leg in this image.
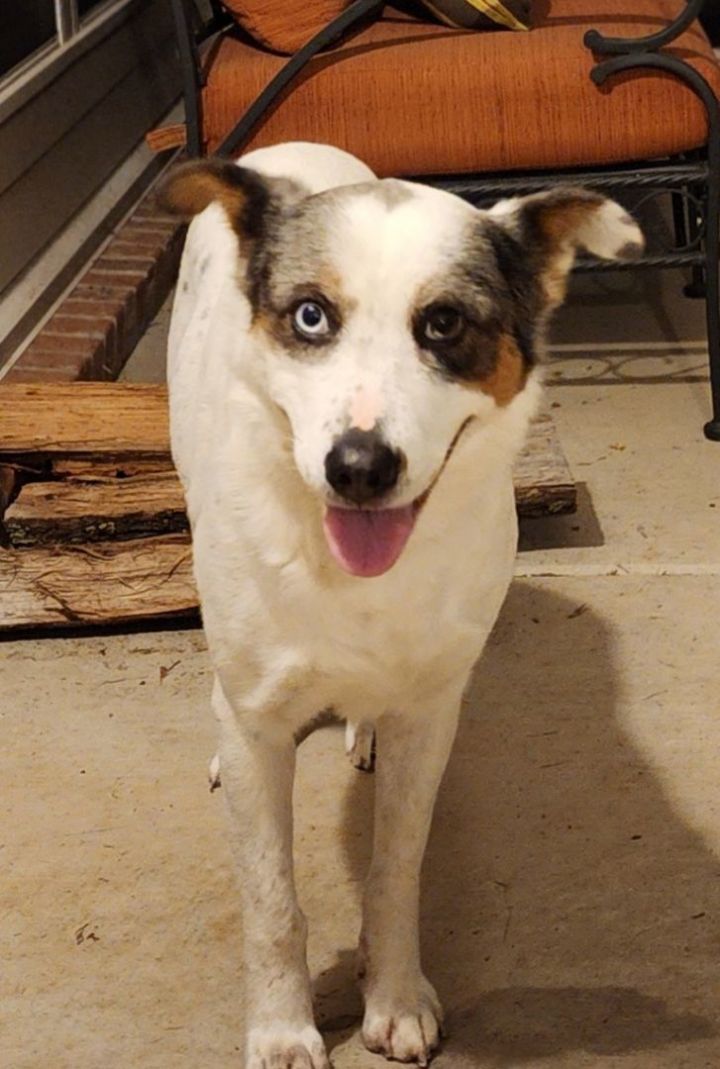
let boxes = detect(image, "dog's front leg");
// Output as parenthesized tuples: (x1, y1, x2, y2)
(214, 682, 328, 1069)
(360, 687, 463, 1066)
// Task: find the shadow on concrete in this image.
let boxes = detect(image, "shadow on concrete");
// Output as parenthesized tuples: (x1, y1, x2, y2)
(331, 581, 719, 1065)
(444, 987, 713, 1067)
(518, 483, 604, 553)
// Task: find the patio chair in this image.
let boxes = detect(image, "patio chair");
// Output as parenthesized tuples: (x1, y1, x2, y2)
(161, 0, 720, 439)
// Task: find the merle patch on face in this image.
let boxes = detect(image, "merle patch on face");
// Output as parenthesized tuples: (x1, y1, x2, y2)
(482, 221, 542, 366)
(246, 195, 354, 354)
(411, 298, 503, 382)
(246, 179, 421, 348)
(407, 219, 541, 400)
(364, 180, 414, 210)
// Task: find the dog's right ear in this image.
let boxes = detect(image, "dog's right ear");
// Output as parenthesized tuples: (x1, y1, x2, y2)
(487, 188, 644, 310)
(157, 159, 275, 243)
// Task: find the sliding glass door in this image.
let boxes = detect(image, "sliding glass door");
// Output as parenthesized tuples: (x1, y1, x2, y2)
(0, 0, 179, 315)
(0, 1, 124, 82)
(0, 3, 56, 78)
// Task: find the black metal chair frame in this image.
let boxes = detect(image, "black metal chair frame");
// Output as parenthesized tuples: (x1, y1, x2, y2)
(169, 0, 720, 439)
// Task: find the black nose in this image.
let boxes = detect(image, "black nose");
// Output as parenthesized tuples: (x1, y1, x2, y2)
(325, 429, 404, 505)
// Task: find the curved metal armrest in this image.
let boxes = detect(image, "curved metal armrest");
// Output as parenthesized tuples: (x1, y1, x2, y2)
(584, 0, 705, 55)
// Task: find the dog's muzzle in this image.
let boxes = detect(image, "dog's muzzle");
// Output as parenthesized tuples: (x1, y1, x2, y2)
(321, 419, 475, 579)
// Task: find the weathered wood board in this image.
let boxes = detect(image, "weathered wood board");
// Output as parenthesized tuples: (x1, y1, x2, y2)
(0, 383, 170, 457)
(5, 473, 187, 547)
(0, 382, 575, 630)
(0, 535, 197, 629)
(0, 383, 574, 513)
(514, 410, 575, 517)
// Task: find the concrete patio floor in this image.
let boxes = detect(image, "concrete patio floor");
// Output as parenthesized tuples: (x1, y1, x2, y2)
(3, 261, 720, 1068)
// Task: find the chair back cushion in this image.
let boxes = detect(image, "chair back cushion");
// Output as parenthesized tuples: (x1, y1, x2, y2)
(221, 1, 345, 54)
(221, 0, 531, 54)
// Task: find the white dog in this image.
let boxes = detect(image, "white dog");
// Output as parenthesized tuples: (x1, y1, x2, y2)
(161, 142, 642, 1068)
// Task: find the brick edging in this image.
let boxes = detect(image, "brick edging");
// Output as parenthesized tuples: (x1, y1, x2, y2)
(5, 203, 184, 384)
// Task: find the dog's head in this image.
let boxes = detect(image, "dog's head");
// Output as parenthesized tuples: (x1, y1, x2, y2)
(162, 160, 643, 577)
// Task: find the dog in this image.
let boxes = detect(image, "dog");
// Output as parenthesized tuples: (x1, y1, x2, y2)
(160, 142, 643, 1068)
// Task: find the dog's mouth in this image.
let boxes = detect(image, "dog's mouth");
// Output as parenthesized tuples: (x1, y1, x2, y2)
(323, 503, 418, 578)
(323, 416, 475, 578)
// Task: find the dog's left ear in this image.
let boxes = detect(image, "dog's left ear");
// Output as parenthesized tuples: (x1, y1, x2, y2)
(157, 158, 281, 244)
(488, 188, 644, 309)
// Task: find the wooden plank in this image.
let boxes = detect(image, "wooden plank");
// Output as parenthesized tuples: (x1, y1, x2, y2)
(0, 383, 574, 630)
(0, 387, 573, 508)
(50, 458, 176, 480)
(2, 415, 574, 552)
(0, 383, 169, 457)
(514, 411, 576, 517)
(0, 385, 575, 535)
(0, 535, 197, 630)
(4, 473, 188, 548)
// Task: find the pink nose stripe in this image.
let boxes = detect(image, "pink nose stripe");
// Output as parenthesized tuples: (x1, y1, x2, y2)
(349, 388, 381, 431)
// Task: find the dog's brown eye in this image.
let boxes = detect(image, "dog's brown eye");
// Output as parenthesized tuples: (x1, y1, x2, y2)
(423, 306, 465, 342)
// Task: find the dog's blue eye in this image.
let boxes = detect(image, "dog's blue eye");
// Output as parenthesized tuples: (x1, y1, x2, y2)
(293, 301, 330, 338)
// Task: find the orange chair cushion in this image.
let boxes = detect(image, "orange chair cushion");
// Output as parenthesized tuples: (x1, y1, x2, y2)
(203, 0, 720, 176)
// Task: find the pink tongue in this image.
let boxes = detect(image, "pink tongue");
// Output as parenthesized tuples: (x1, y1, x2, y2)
(323, 505, 417, 577)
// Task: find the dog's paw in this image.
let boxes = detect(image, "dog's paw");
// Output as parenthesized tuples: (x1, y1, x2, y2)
(208, 753, 221, 792)
(345, 720, 375, 773)
(246, 1025, 330, 1069)
(362, 978, 443, 1065)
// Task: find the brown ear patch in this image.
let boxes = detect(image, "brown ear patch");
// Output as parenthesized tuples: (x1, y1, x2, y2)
(541, 252, 575, 307)
(519, 189, 604, 308)
(159, 167, 245, 218)
(157, 159, 272, 243)
(531, 191, 605, 250)
(516, 188, 644, 308)
(476, 333, 528, 406)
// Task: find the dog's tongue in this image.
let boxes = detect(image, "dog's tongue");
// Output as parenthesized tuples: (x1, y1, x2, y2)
(323, 505, 417, 577)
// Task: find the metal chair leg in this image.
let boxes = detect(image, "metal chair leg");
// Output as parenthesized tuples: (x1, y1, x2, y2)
(672, 189, 689, 249)
(702, 195, 720, 439)
(702, 70, 720, 439)
(683, 183, 708, 298)
(672, 187, 706, 299)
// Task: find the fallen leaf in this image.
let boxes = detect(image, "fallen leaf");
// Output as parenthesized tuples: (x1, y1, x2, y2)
(160, 659, 181, 683)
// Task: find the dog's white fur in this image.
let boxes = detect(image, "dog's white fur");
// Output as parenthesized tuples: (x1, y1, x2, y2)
(167, 142, 642, 1068)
